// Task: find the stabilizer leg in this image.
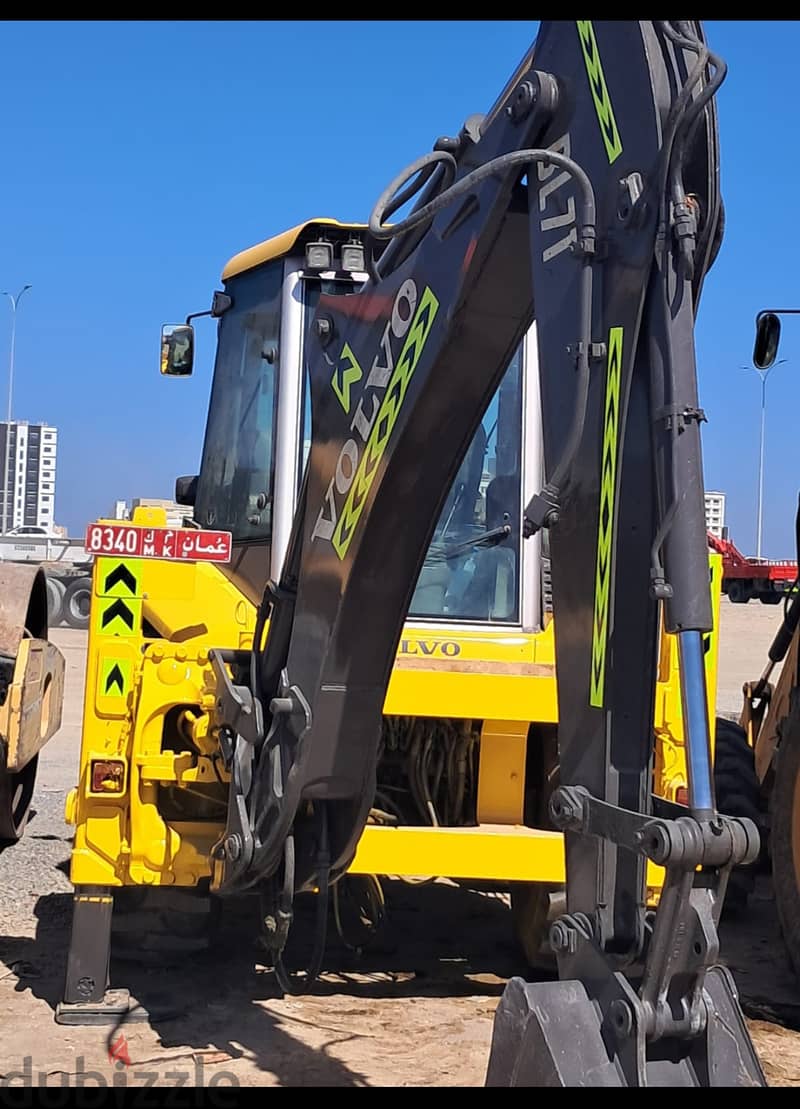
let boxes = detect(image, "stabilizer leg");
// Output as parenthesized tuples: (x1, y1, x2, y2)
(55, 886, 140, 1026)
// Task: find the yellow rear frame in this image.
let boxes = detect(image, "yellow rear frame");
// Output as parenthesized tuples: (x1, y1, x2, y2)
(66, 506, 723, 895)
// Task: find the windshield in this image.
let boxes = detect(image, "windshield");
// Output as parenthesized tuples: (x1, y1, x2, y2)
(194, 261, 283, 541)
(299, 281, 524, 623)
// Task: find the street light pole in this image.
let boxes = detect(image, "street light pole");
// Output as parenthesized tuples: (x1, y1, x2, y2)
(757, 371, 767, 560)
(2, 285, 32, 534)
(744, 357, 787, 560)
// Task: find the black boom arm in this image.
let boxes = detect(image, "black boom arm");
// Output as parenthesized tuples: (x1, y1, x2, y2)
(211, 21, 765, 1086)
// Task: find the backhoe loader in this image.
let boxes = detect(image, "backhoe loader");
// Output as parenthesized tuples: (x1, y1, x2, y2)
(58, 20, 764, 1086)
(63, 223, 725, 974)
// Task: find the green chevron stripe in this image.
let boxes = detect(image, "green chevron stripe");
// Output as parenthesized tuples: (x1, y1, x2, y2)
(576, 21, 623, 164)
(590, 327, 623, 708)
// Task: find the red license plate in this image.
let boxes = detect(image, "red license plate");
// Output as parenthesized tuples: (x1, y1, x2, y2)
(85, 523, 232, 563)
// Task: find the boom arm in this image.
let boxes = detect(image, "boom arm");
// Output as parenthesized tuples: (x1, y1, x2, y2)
(211, 21, 764, 1086)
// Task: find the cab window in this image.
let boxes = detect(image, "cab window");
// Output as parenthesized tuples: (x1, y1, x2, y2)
(297, 282, 524, 625)
(194, 261, 282, 540)
(409, 346, 524, 623)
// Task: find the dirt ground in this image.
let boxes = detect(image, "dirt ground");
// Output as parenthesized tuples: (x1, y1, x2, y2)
(2, 603, 800, 1088)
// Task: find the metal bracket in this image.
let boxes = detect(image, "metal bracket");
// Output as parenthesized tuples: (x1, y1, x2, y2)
(209, 654, 314, 895)
(523, 483, 560, 536)
(566, 340, 607, 363)
(545, 784, 759, 1043)
(208, 648, 264, 757)
(549, 785, 759, 869)
(618, 172, 645, 226)
(268, 670, 313, 749)
(654, 403, 707, 431)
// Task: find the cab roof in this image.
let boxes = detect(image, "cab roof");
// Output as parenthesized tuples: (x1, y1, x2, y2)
(221, 218, 366, 281)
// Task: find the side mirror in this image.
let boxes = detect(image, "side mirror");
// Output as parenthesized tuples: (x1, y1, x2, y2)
(753, 312, 781, 370)
(175, 474, 198, 506)
(160, 324, 195, 377)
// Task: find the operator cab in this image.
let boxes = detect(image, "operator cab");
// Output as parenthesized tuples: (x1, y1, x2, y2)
(166, 219, 546, 632)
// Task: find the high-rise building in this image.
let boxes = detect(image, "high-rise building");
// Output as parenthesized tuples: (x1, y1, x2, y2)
(0, 421, 58, 532)
(705, 490, 726, 539)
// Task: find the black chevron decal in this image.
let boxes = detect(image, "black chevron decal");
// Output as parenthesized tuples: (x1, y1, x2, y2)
(105, 664, 125, 694)
(104, 564, 137, 595)
(101, 598, 134, 631)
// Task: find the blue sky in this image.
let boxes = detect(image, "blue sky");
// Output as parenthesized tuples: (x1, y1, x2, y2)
(0, 20, 797, 556)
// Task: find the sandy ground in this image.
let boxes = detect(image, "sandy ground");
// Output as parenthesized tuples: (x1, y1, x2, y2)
(1, 601, 800, 1088)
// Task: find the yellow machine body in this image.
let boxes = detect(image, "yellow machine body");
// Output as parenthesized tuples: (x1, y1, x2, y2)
(67, 501, 722, 894)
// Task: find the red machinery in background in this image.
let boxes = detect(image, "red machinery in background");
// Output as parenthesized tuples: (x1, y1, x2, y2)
(708, 530, 798, 604)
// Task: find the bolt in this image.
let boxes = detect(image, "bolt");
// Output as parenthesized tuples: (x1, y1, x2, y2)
(508, 71, 558, 121)
(609, 999, 634, 1038)
(151, 646, 164, 663)
(638, 821, 672, 864)
(270, 696, 295, 715)
(225, 834, 242, 861)
(175, 647, 187, 663)
(549, 919, 576, 955)
(549, 788, 582, 829)
(76, 976, 95, 1001)
(510, 80, 537, 122)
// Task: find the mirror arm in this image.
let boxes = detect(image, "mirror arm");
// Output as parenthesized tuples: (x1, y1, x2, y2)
(185, 291, 233, 325)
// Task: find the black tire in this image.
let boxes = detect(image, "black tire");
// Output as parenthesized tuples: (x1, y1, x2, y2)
(760, 593, 782, 605)
(62, 576, 91, 630)
(771, 691, 800, 979)
(45, 576, 65, 628)
(714, 717, 761, 913)
(111, 885, 219, 965)
(0, 751, 38, 848)
(727, 581, 749, 604)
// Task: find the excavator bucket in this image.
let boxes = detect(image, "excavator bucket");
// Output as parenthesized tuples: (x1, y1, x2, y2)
(486, 968, 764, 1087)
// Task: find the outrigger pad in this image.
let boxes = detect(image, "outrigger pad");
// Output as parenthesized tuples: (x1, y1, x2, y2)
(485, 967, 766, 1087)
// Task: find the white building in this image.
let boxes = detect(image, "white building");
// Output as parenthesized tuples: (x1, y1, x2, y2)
(705, 490, 726, 539)
(0, 421, 57, 533)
